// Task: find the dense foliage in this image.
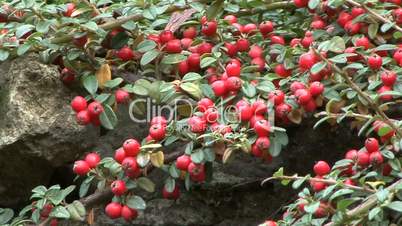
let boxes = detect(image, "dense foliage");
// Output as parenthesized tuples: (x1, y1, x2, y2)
(0, 0, 401, 225)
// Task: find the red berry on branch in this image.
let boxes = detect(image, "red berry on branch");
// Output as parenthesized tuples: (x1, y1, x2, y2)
(116, 46, 134, 61)
(71, 96, 87, 113)
(236, 38, 250, 52)
(256, 136, 270, 150)
(84, 152, 100, 168)
(313, 161, 331, 176)
(176, 154, 192, 171)
(380, 70, 397, 86)
(121, 205, 138, 221)
(183, 26, 197, 39)
(254, 120, 271, 137)
(365, 138, 379, 153)
(159, 30, 174, 44)
(114, 147, 126, 163)
(73, 160, 90, 176)
(259, 21, 274, 34)
(149, 123, 166, 141)
(105, 202, 122, 219)
(115, 89, 130, 104)
(111, 180, 127, 196)
(367, 54, 382, 70)
(165, 39, 182, 53)
(211, 80, 227, 97)
(224, 15, 237, 24)
(162, 185, 180, 200)
(76, 110, 91, 125)
(369, 151, 384, 165)
(87, 101, 104, 117)
(123, 139, 141, 157)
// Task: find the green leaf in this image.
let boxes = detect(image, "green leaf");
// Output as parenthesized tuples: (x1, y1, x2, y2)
(368, 23, 378, 39)
(375, 44, 396, 52)
(378, 125, 393, 137)
(82, 21, 98, 32)
(310, 61, 327, 74)
(328, 36, 345, 53)
(16, 24, 35, 38)
(292, 177, 307, 189)
(304, 201, 320, 213)
(104, 78, 123, 89)
(126, 196, 146, 210)
(308, 0, 320, 9)
(329, 188, 354, 201)
(191, 150, 204, 164)
(180, 83, 202, 99)
(387, 201, 402, 213)
(0, 50, 9, 61)
(381, 23, 393, 33)
(269, 140, 282, 157)
(200, 84, 215, 99)
(369, 207, 382, 220)
(49, 206, 70, 219)
(165, 177, 176, 193)
(200, 57, 216, 68)
(17, 43, 31, 56)
(36, 20, 52, 33)
(32, 185, 47, 196)
(141, 49, 160, 66)
(137, 177, 155, 193)
(0, 208, 14, 224)
(182, 72, 202, 82)
(160, 53, 186, 65)
(141, 143, 162, 149)
(83, 75, 98, 95)
(242, 82, 256, 98)
(206, 0, 224, 21)
(169, 164, 181, 178)
(137, 40, 157, 53)
(99, 104, 118, 130)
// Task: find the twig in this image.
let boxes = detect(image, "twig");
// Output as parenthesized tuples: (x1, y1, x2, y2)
(346, 0, 402, 33)
(311, 48, 402, 138)
(262, 175, 375, 193)
(314, 111, 373, 120)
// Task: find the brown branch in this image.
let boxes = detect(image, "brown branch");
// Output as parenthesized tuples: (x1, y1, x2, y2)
(346, 0, 402, 33)
(325, 179, 402, 226)
(311, 48, 402, 138)
(262, 175, 375, 193)
(314, 111, 373, 120)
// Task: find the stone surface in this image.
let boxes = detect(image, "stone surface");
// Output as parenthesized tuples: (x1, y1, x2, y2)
(0, 54, 97, 208)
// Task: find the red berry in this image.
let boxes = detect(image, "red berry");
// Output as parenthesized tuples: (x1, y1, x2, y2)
(355, 36, 370, 50)
(251, 57, 265, 71)
(295, 89, 312, 105)
(188, 53, 201, 70)
(188, 162, 205, 178)
(159, 30, 174, 44)
(151, 116, 167, 126)
(357, 150, 370, 167)
(304, 99, 317, 112)
(178, 60, 189, 76)
(85, 152, 101, 168)
(345, 149, 358, 161)
(198, 98, 214, 112)
(351, 7, 365, 18)
(290, 38, 301, 47)
(197, 42, 213, 55)
(149, 123, 166, 141)
(377, 85, 393, 101)
(71, 96, 87, 113)
(73, 160, 90, 176)
(224, 15, 237, 24)
(344, 21, 362, 35)
(275, 103, 292, 120)
(114, 147, 126, 163)
(248, 45, 263, 59)
(226, 62, 241, 77)
(337, 11, 352, 27)
(121, 206, 138, 221)
(105, 202, 122, 219)
(254, 120, 271, 137)
(369, 151, 384, 165)
(251, 144, 263, 157)
(50, 219, 58, 226)
(225, 42, 238, 57)
(310, 176, 327, 192)
(252, 100, 268, 115)
(365, 138, 379, 153)
(309, 81, 324, 96)
(211, 80, 227, 96)
(311, 18, 326, 29)
(243, 23, 257, 34)
(204, 107, 219, 123)
(290, 81, 306, 93)
(236, 101, 253, 121)
(176, 155, 192, 171)
(268, 90, 285, 106)
(301, 32, 314, 48)
(270, 35, 285, 45)
(225, 76, 242, 91)
(111, 180, 127, 196)
(162, 185, 180, 200)
(76, 110, 91, 125)
(293, 0, 308, 8)
(259, 21, 274, 34)
(188, 116, 207, 133)
(116, 46, 134, 61)
(61, 68, 75, 85)
(123, 139, 141, 156)
(165, 39, 182, 53)
(313, 161, 331, 176)
(250, 115, 265, 128)
(236, 38, 250, 52)
(183, 27, 197, 39)
(274, 64, 292, 77)
(264, 221, 277, 226)
(201, 21, 217, 36)
(115, 89, 130, 104)
(381, 70, 397, 86)
(122, 157, 140, 178)
(299, 52, 317, 71)
(367, 54, 382, 70)
(73, 34, 88, 47)
(40, 203, 53, 217)
(63, 3, 75, 17)
(180, 38, 193, 50)
(256, 136, 270, 151)
(87, 101, 104, 117)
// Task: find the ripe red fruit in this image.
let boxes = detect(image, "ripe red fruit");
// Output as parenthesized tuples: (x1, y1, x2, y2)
(270, 35, 285, 45)
(293, 0, 308, 8)
(394, 8, 402, 24)
(165, 39, 182, 53)
(180, 38, 193, 50)
(201, 21, 217, 36)
(243, 23, 257, 34)
(111, 180, 127, 196)
(159, 30, 174, 44)
(198, 98, 214, 112)
(254, 120, 271, 137)
(251, 144, 263, 157)
(275, 103, 292, 120)
(236, 38, 250, 52)
(274, 64, 292, 77)
(377, 86, 393, 101)
(252, 100, 268, 115)
(236, 101, 253, 121)
(224, 15, 237, 24)
(299, 52, 317, 71)
(344, 21, 362, 35)
(290, 81, 306, 93)
(71, 96, 87, 113)
(61, 68, 75, 84)
(313, 161, 331, 176)
(311, 18, 326, 29)
(250, 115, 265, 128)
(162, 185, 180, 200)
(50, 219, 58, 226)
(178, 60, 189, 76)
(187, 53, 201, 70)
(259, 21, 274, 34)
(365, 138, 379, 153)
(226, 62, 241, 77)
(188, 116, 207, 133)
(73, 160, 90, 175)
(351, 7, 365, 18)
(84, 153, 101, 168)
(225, 76, 242, 91)
(122, 157, 140, 178)
(149, 123, 166, 141)
(310, 176, 327, 192)
(290, 38, 301, 47)
(357, 150, 370, 167)
(309, 81, 324, 97)
(121, 206, 138, 221)
(264, 220, 277, 226)
(225, 42, 238, 57)
(268, 90, 285, 106)
(337, 11, 352, 27)
(344, 178, 356, 186)
(63, 3, 75, 17)
(256, 137, 270, 151)
(114, 147, 126, 163)
(197, 42, 213, 55)
(87, 101, 104, 117)
(381, 70, 397, 86)
(251, 57, 265, 71)
(211, 80, 227, 96)
(295, 89, 312, 105)
(115, 89, 130, 104)
(345, 149, 358, 161)
(183, 26, 197, 39)
(248, 45, 263, 59)
(151, 116, 167, 126)
(123, 139, 141, 156)
(344, 47, 360, 62)
(116, 46, 134, 61)
(40, 203, 53, 217)
(73, 34, 88, 47)
(105, 202, 122, 219)
(369, 152, 384, 165)
(188, 162, 205, 179)
(393, 48, 402, 62)
(76, 110, 91, 125)
(354, 36, 370, 50)
(176, 155, 192, 171)
(304, 99, 317, 112)
(204, 107, 219, 123)
(367, 54, 382, 70)
(301, 31, 314, 48)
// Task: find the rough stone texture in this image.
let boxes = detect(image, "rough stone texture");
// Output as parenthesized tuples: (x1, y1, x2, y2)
(0, 54, 98, 208)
